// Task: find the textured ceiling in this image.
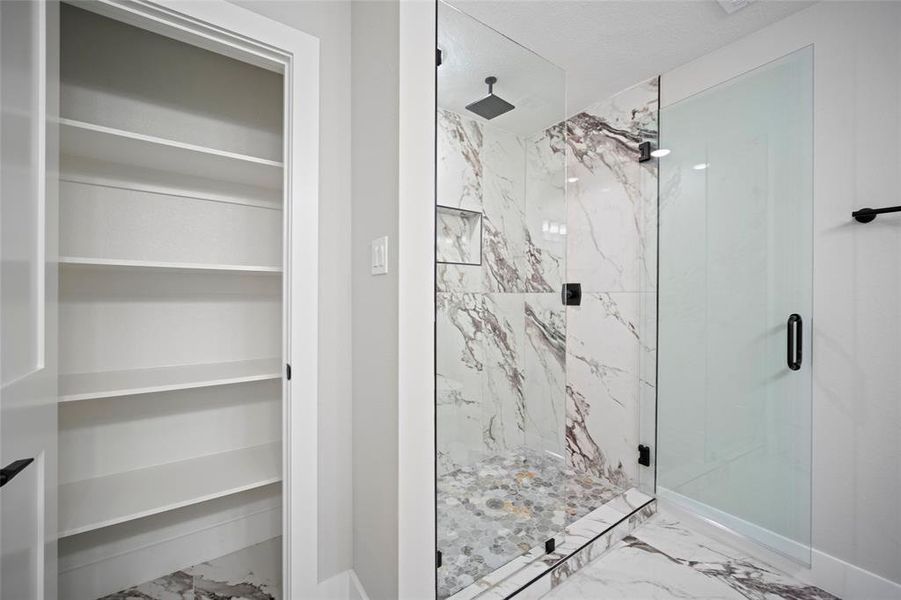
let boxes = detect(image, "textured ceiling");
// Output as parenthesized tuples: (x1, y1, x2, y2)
(438, 2, 565, 136)
(441, 0, 816, 130)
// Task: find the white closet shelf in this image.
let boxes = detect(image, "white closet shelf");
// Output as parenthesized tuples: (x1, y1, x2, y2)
(59, 358, 282, 403)
(58, 442, 282, 538)
(59, 256, 282, 274)
(60, 173, 283, 211)
(60, 118, 283, 190)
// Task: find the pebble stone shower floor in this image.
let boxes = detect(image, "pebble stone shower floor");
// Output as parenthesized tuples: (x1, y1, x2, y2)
(437, 448, 625, 598)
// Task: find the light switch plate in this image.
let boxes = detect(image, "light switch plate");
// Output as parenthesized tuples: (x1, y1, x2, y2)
(371, 236, 388, 275)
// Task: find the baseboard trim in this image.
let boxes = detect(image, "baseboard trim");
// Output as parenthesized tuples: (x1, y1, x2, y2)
(811, 548, 901, 600)
(315, 569, 370, 600)
(348, 569, 371, 600)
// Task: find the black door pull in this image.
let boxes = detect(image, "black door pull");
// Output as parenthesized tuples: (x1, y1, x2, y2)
(0, 458, 34, 488)
(787, 314, 802, 371)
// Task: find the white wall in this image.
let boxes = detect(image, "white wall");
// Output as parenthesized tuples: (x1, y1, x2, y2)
(350, 2, 400, 599)
(662, 2, 901, 597)
(227, 0, 355, 584)
(226, 5, 406, 598)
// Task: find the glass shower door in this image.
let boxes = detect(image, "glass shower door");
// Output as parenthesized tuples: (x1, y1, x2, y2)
(656, 47, 813, 562)
(435, 3, 568, 597)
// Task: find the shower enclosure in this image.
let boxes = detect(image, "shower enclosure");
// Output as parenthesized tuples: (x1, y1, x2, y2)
(435, 3, 658, 597)
(435, 3, 814, 595)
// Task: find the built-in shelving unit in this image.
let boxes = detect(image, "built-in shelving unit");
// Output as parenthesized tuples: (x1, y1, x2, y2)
(60, 118, 283, 190)
(59, 172, 283, 211)
(57, 5, 286, 596)
(59, 358, 282, 402)
(58, 442, 282, 538)
(59, 256, 282, 274)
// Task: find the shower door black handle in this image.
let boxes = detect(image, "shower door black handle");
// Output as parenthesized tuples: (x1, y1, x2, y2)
(787, 314, 802, 371)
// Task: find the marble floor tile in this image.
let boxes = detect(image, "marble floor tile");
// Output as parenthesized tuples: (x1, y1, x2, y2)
(97, 571, 195, 600)
(189, 538, 281, 600)
(539, 514, 839, 600)
(97, 538, 280, 600)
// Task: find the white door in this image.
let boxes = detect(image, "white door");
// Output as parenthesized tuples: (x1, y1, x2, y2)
(1, 0, 59, 598)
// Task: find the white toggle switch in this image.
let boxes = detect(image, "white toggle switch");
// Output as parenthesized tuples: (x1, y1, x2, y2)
(371, 236, 388, 275)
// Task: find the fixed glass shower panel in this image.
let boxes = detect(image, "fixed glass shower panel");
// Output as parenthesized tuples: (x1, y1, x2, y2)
(435, 3, 566, 597)
(657, 48, 813, 562)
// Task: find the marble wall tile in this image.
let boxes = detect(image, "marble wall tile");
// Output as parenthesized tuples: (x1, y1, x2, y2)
(437, 109, 484, 213)
(437, 290, 569, 473)
(638, 290, 658, 491)
(523, 294, 566, 458)
(638, 155, 659, 294)
(436, 108, 568, 296)
(562, 78, 659, 490)
(565, 78, 658, 294)
(436, 292, 528, 470)
(436, 110, 488, 293)
(437, 292, 491, 472)
(523, 124, 567, 293)
(565, 292, 646, 488)
(437, 78, 659, 491)
(437, 107, 568, 474)
(437, 109, 532, 294)
(479, 293, 527, 452)
(480, 124, 528, 293)
(437, 368, 483, 475)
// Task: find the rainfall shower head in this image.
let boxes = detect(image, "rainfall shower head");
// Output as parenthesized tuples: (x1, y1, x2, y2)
(465, 76, 515, 120)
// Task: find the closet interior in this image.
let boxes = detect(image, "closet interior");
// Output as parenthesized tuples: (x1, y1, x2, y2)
(57, 4, 285, 598)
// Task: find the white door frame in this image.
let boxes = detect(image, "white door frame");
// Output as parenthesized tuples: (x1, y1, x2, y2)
(74, 1, 321, 596)
(397, 1, 436, 598)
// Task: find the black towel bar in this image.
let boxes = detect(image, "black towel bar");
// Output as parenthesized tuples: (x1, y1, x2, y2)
(852, 206, 901, 223)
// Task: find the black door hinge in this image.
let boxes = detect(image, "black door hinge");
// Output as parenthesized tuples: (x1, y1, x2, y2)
(436, 550, 442, 568)
(436, 48, 443, 67)
(638, 444, 651, 467)
(638, 141, 652, 163)
(545, 538, 556, 554)
(286, 364, 292, 380)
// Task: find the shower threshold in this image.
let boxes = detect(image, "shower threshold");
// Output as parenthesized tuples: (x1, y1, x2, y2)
(437, 448, 655, 599)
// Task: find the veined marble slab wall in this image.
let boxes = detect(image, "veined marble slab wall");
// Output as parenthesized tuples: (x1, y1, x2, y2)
(437, 77, 658, 485)
(436, 109, 566, 474)
(564, 78, 659, 488)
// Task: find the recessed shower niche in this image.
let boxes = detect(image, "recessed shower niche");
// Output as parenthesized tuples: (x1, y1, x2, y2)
(436, 206, 482, 266)
(435, 2, 659, 598)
